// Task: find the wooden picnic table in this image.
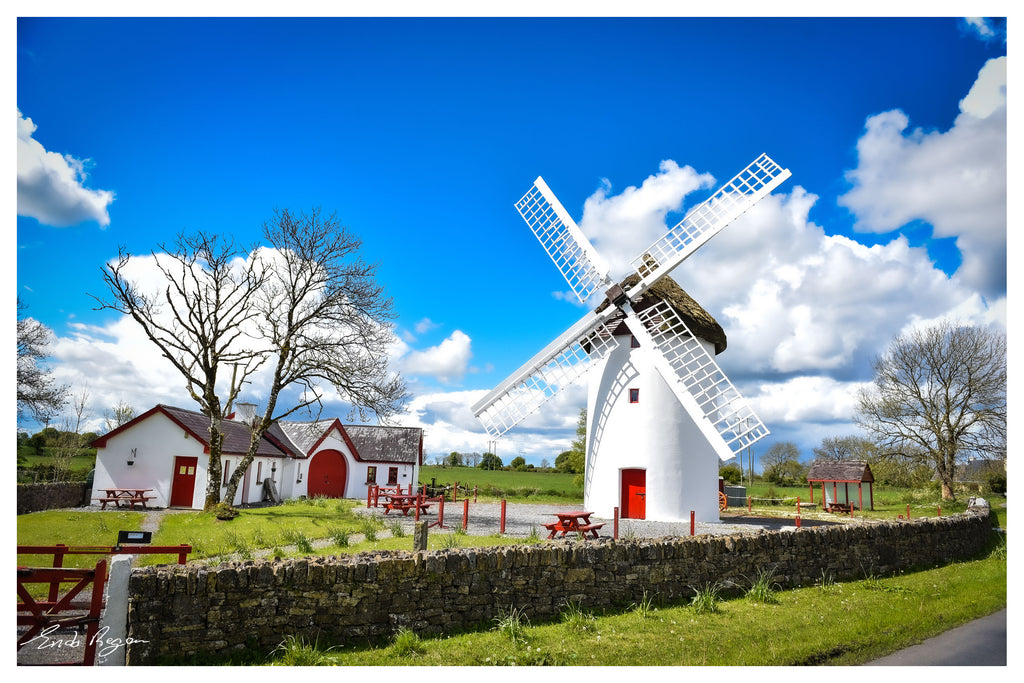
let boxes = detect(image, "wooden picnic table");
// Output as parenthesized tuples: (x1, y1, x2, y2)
(544, 511, 604, 539)
(95, 488, 156, 510)
(382, 493, 432, 517)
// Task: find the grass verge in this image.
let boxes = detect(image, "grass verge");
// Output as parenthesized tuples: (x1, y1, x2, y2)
(248, 533, 1005, 666)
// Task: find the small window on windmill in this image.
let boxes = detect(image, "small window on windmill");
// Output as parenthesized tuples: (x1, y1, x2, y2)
(629, 388, 639, 403)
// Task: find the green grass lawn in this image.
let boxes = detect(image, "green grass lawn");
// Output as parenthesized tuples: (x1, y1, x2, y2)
(726, 481, 1007, 529)
(419, 465, 582, 503)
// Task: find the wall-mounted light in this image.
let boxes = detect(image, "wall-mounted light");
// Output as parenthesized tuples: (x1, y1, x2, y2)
(271, 461, 277, 482)
(128, 447, 137, 466)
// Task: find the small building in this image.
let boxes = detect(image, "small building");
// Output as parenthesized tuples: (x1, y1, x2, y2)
(806, 460, 875, 512)
(90, 404, 423, 509)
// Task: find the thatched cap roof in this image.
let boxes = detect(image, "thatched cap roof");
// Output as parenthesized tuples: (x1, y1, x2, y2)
(806, 460, 875, 484)
(595, 274, 728, 354)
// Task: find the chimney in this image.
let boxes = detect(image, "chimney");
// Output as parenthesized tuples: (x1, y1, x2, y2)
(235, 402, 258, 424)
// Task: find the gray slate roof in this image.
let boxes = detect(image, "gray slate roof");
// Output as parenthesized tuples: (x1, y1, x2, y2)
(806, 460, 875, 483)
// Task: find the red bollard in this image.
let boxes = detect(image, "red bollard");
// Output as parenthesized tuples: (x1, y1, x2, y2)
(366, 484, 372, 508)
(415, 493, 422, 521)
(690, 510, 695, 536)
(462, 498, 469, 531)
(500, 499, 506, 534)
(614, 506, 619, 539)
(453, 482, 458, 502)
(796, 515, 801, 528)
(938, 505, 941, 517)
(906, 504, 911, 519)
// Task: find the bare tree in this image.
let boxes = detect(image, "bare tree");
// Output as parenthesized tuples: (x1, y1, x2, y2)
(103, 400, 137, 433)
(96, 233, 268, 509)
(51, 387, 90, 483)
(221, 208, 409, 504)
(812, 435, 878, 462)
(856, 321, 1006, 501)
(17, 298, 68, 423)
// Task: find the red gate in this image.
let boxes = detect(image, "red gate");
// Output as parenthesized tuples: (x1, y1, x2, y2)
(17, 543, 192, 665)
(17, 560, 107, 665)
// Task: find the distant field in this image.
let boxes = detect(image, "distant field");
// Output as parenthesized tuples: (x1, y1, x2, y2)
(418, 466, 582, 502)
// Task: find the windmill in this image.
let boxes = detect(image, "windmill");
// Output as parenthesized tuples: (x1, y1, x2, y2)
(472, 154, 791, 522)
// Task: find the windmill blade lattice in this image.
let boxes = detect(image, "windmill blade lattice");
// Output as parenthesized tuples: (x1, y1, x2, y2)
(631, 153, 790, 289)
(472, 312, 619, 438)
(516, 177, 611, 303)
(628, 299, 769, 459)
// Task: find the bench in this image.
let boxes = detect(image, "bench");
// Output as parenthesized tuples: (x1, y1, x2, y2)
(578, 523, 604, 538)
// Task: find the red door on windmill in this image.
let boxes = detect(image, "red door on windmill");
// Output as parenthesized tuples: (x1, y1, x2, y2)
(621, 468, 646, 519)
(307, 449, 347, 498)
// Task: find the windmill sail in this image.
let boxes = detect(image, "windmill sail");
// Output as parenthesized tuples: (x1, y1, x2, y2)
(472, 310, 619, 438)
(516, 177, 611, 303)
(621, 299, 769, 460)
(630, 153, 790, 292)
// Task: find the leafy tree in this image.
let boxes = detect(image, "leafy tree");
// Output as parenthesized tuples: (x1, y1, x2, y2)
(719, 464, 742, 485)
(17, 298, 68, 423)
(856, 321, 1006, 501)
(760, 441, 805, 485)
(478, 452, 502, 470)
(555, 450, 575, 473)
(98, 209, 408, 509)
(509, 456, 527, 471)
(447, 452, 463, 467)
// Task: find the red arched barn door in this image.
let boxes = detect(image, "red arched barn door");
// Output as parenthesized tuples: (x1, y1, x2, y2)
(307, 449, 348, 498)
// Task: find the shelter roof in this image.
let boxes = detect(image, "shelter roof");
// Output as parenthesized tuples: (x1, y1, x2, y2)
(806, 460, 875, 484)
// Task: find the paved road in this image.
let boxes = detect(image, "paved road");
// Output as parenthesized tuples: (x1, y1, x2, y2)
(865, 609, 1007, 666)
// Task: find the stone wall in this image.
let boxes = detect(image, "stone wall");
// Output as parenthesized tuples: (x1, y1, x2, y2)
(17, 482, 91, 514)
(125, 504, 992, 664)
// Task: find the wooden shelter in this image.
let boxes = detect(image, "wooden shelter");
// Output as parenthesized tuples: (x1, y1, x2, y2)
(806, 460, 875, 512)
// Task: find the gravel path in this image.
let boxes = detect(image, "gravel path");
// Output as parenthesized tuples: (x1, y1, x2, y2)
(352, 500, 845, 539)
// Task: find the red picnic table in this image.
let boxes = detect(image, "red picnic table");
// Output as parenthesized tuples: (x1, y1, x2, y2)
(95, 488, 156, 510)
(544, 511, 604, 539)
(382, 493, 433, 517)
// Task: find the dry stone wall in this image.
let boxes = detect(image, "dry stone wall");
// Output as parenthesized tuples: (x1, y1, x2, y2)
(17, 482, 91, 514)
(125, 504, 991, 664)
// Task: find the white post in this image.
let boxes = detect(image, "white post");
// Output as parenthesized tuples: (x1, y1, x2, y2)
(97, 554, 133, 665)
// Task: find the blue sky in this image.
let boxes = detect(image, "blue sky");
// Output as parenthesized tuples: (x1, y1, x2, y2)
(15, 14, 1009, 468)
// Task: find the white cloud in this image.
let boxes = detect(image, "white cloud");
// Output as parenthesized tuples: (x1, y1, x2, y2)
(579, 159, 715, 280)
(414, 318, 441, 335)
(837, 57, 1007, 297)
(396, 330, 473, 384)
(750, 376, 868, 425)
(17, 109, 115, 228)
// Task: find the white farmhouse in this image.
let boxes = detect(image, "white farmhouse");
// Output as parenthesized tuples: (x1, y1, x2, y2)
(90, 404, 423, 509)
(585, 275, 729, 524)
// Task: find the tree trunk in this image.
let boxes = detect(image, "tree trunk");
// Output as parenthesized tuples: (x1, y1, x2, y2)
(204, 419, 225, 511)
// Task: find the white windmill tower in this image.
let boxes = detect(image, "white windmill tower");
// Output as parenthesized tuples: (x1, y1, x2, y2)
(472, 154, 791, 522)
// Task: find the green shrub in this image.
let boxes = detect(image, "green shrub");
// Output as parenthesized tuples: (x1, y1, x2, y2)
(986, 472, 1007, 495)
(391, 627, 426, 656)
(213, 502, 239, 520)
(719, 464, 742, 484)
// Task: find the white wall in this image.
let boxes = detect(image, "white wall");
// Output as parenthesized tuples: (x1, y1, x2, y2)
(586, 335, 722, 523)
(93, 412, 208, 509)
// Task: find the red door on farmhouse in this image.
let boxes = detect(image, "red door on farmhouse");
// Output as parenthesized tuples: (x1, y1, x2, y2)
(307, 449, 347, 498)
(621, 468, 646, 519)
(170, 456, 198, 507)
